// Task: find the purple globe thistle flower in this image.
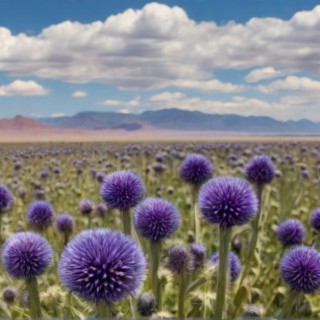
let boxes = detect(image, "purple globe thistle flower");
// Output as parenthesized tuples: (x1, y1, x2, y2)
(280, 246, 320, 293)
(311, 208, 320, 231)
(53, 167, 60, 175)
(179, 153, 213, 185)
(210, 252, 242, 283)
(100, 170, 145, 211)
(134, 198, 180, 242)
(96, 171, 105, 183)
(26, 200, 54, 230)
(152, 162, 166, 174)
(2, 232, 52, 279)
(198, 177, 258, 228)
(244, 155, 275, 185)
(2, 287, 16, 304)
(189, 243, 206, 269)
(276, 219, 305, 247)
(58, 228, 146, 302)
(40, 168, 50, 179)
(56, 213, 74, 234)
(35, 189, 45, 200)
(13, 161, 22, 171)
(137, 292, 156, 317)
(96, 203, 108, 216)
(0, 184, 13, 213)
(167, 245, 194, 274)
(79, 199, 94, 215)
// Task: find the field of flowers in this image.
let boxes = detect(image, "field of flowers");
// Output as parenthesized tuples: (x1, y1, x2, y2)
(1, 141, 320, 319)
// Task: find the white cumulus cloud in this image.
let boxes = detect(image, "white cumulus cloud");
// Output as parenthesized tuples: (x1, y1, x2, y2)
(72, 90, 87, 97)
(245, 67, 283, 83)
(0, 80, 48, 96)
(0, 3, 319, 91)
(258, 76, 320, 93)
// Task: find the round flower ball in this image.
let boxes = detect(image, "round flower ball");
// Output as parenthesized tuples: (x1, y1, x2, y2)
(0, 184, 13, 213)
(59, 228, 146, 302)
(2, 232, 52, 279)
(134, 198, 180, 242)
(56, 213, 74, 234)
(26, 200, 54, 230)
(189, 243, 206, 269)
(210, 251, 242, 283)
(100, 170, 145, 211)
(198, 176, 258, 228)
(311, 208, 320, 231)
(280, 246, 320, 293)
(167, 245, 194, 274)
(79, 199, 94, 216)
(179, 153, 213, 185)
(244, 155, 275, 185)
(276, 219, 305, 247)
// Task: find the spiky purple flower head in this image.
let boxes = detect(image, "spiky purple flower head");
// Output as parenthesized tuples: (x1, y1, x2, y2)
(244, 155, 275, 185)
(276, 219, 305, 247)
(56, 213, 74, 234)
(280, 246, 320, 293)
(2, 232, 52, 279)
(198, 177, 258, 228)
(26, 200, 54, 230)
(0, 184, 13, 213)
(167, 245, 194, 274)
(96, 203, 108, 217)
(210, 252, 242, 283)
(311, 208, 320, 231)
(134, 198, 180, 242)
(58, 228, 146, 302)
(100, 170, 145, 211)
(79, 199, 94, 215)
(189, 243, 206, 269)
(179, 153, 213, 185)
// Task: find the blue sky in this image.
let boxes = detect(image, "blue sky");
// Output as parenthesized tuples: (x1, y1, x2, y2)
(0, 0, 320, 120)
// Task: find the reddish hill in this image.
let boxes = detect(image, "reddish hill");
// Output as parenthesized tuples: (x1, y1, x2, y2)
(0, 115, 49, 130)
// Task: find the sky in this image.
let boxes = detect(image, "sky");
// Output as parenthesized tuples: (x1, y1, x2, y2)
(0, 0, 320, 121)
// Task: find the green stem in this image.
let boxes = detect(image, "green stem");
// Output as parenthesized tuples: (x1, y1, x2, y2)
(96, 301, 112, 318)
(0, 212, 3, 244)
(122, 209, 131, 237)
(192, 185, 200, 243)
(215, 227, 232, 320)
(150, 241, 161, 310)
(279, 290, 302, 319)
(239, 184, 263, 285)
(64, 233, 70, 246)
(129, 295, 137, 319)
(178, 273, 188, 319)
(25, 278, 41, 319)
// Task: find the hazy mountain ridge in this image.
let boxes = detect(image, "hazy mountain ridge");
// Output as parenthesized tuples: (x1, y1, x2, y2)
(1, 109, 319, 133)
(36, 109, 320, 133)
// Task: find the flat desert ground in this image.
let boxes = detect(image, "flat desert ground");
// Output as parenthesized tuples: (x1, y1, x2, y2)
(0, 127, 319, 143)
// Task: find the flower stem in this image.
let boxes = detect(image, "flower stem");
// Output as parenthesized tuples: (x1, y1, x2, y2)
(239, 184, 263, 285)
(215, 227, 232, 320)
(96, 301, 112, 318)
(25, 278, 41, 319)
(178, 273, 188, 319)
(122, 209, 131, 237)
(150, 241, 161, 310)
(192, 185, 200, 243)
(0, 212, 3, 244)
(279, 289, 302, 319)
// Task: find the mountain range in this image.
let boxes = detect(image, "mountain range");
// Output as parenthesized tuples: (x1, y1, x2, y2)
(1, 109, 320, 134)
(38, 109, 320, 134)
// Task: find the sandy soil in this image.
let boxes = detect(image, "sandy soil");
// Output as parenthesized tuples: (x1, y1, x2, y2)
(0, 128, 319, 143)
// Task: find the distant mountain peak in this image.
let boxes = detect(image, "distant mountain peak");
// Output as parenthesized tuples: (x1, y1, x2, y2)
(1, 109, 319, 134)
(0, 115, 48, 130)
